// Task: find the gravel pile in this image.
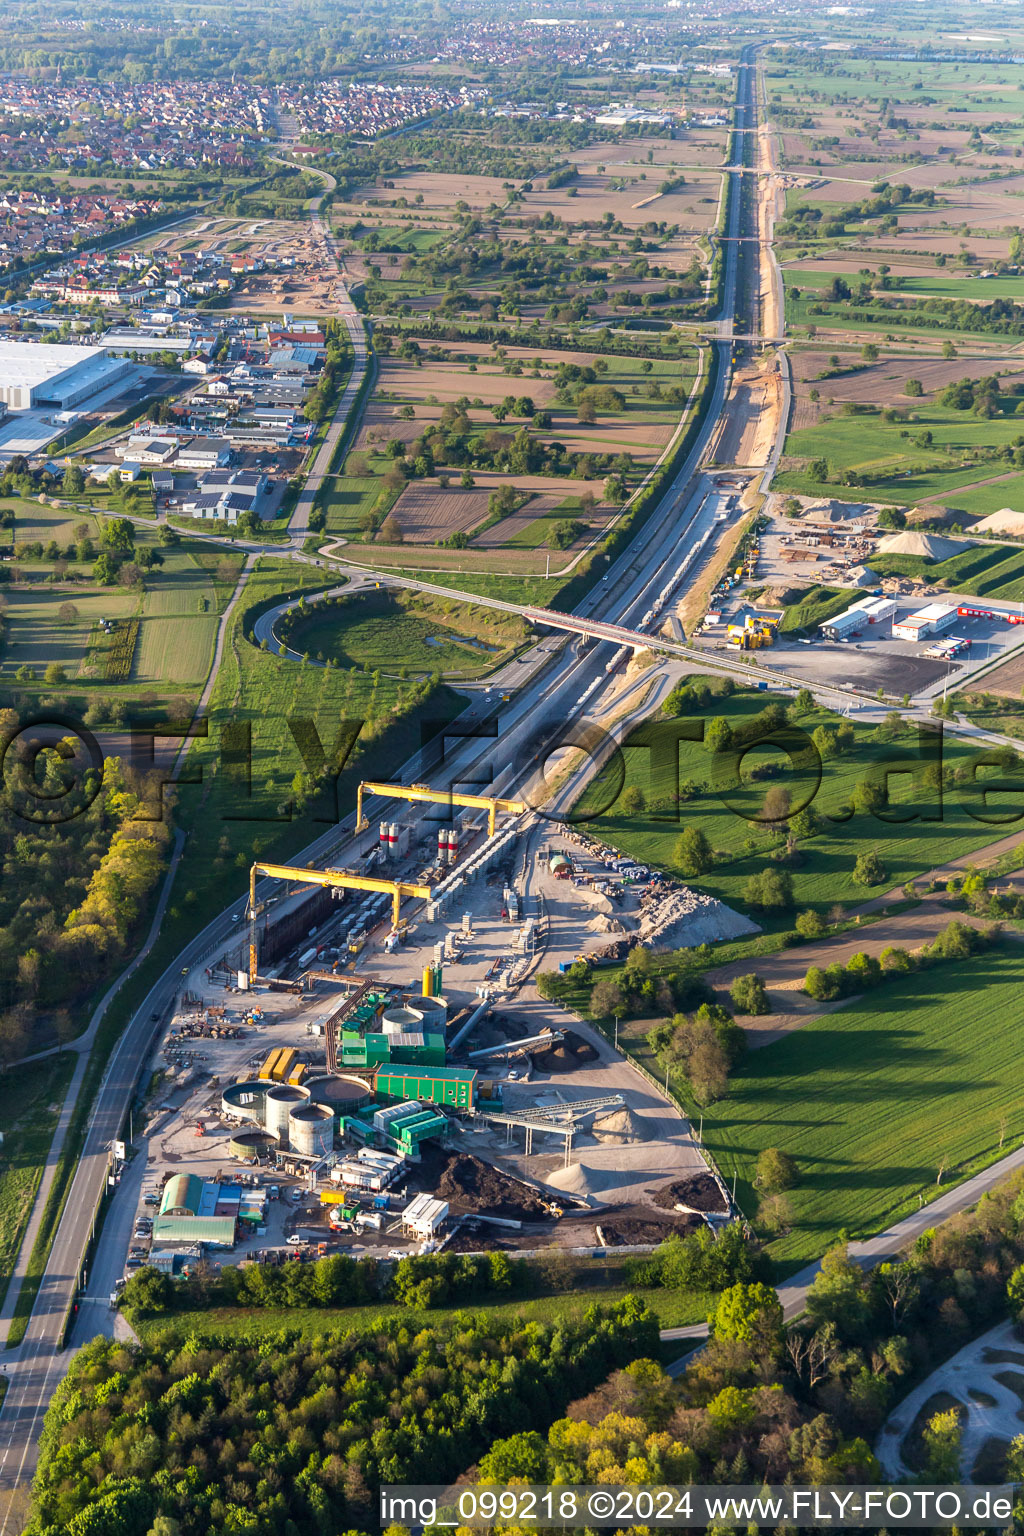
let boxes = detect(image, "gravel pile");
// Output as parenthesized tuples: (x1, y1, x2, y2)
(635, 880, 759, 950)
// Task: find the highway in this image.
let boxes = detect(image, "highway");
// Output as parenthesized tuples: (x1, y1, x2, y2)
(0, 46, 1013, 1526)
(0, 57, 757, 1522)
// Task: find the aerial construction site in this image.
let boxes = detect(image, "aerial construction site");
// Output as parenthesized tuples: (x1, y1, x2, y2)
(122, 778, 738, 1289)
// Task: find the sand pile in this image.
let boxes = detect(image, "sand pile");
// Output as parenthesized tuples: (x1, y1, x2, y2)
(591, 1106, 651, 1144)
(546, 1161, 629, 1200)
(651, 1172, 728, 1214)
(586, 914, 631, 934)
(533, 1028, 599, 1074)
(971, 508, 1024, 537)
(877, 530, 968, 560)
(437, 1153, 551, 1219)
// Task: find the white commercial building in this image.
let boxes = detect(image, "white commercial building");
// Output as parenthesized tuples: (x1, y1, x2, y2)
(892, 603, 958, 642)
(820, 595, 898, 640)
(0, 340, 131, 412)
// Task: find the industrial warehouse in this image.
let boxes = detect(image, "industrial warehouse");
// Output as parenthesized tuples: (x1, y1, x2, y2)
(119, 780, 735, 1283)
(0, 339, 132, 412)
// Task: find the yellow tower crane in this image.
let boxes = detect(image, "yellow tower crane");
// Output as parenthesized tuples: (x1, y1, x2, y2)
(247, 861, 432, 983)
(355, 781, 525, 839)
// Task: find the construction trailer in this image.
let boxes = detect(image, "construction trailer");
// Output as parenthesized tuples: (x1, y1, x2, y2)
(374, 1065, 477, 1110)
(892, 603, 958, 642)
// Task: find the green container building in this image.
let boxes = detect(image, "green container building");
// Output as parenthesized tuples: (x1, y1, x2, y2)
(374, 1065, 477, 1109)
(391, 1031, 446, 1069)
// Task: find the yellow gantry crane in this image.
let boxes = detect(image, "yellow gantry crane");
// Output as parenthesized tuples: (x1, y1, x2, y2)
(356, 781, 525, 839)
(247, 861, 431, 982)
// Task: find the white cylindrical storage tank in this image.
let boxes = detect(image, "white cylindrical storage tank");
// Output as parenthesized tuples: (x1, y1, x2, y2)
(414, 994, 448, 1030)
(263, 1084, 309, 1148)
(221, 1080, 269, 1123)
(381, 1005, 423, 1035)
(289, 1103, 334, 1158)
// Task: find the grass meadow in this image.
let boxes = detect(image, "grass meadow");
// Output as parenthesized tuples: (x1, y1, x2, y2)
(700, 949, 1024, 1269)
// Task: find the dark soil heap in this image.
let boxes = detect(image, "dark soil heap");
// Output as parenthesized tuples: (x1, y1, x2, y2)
(650, 1172, 728, 1214)
(437, 1153, 551, 1220)
(532, 1028, 599, 1074)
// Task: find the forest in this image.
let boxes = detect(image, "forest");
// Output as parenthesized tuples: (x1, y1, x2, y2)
(477, 1176, 1024, 1495)
(0, 742, 169, 1056)
(27, 1299, 657, 1536)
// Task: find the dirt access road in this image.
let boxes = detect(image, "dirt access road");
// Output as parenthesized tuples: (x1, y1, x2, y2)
(707, 830, 1024, 1043)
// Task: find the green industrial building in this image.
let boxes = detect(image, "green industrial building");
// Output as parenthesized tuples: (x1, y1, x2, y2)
(152, 1173, 237, 1248)
(373, 1065, 477, 1110)
(338, 1029, 446, 1071)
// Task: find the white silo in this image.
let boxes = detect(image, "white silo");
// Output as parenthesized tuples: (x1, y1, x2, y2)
(289, 1103, 334, 1158)
(263, 1084, 309, 1148)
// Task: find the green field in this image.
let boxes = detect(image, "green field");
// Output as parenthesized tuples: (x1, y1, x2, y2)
(0, 585, 138, 678)
(786, 268, 1024, 304)
(285, 589, 522, 677)
(317, 471, 382, 539)
(499, 495, 595, 550)
(0, 1056, 76, 1312)
(134, 548, 218, 686)
(1, 530, 244, 691)
(700, 949, 1024, 1269)
(574, 688, 1015, 923)
(777, 403, 1024, 505)
(933, 475, 1024, 519)
(11, 501, 84, 551)
(770, 56, 1024, 109)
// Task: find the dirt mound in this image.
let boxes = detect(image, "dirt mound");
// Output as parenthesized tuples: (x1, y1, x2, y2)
(877, 530, 968, 560)
(650, 1172, 729, 1214)
(906, 505, 973, 530)
(533, 1028, 600, 1074)
(971, 508, 1024, 537)
(437, 1153, 551, 1219)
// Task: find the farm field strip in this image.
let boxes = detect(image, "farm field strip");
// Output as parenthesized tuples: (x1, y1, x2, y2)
(700, 950, 1024, 1267)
